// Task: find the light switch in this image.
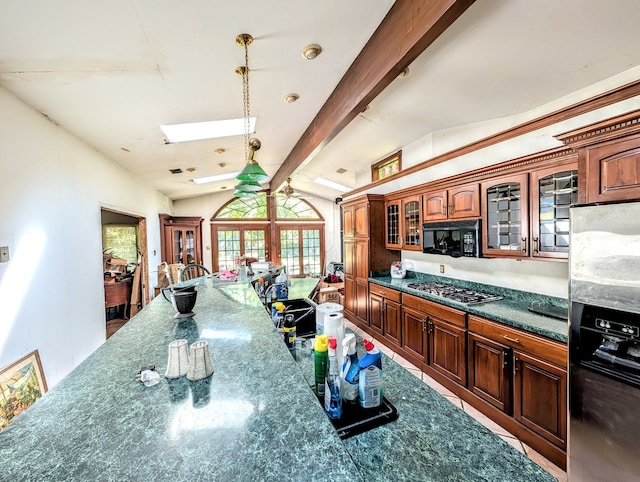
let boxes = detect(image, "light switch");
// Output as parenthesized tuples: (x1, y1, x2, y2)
(0, 246, 9, 263)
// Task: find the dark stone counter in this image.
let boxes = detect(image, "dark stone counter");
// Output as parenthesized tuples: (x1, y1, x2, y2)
(0, 277, 554, 481)
(370, 273, 568, 343)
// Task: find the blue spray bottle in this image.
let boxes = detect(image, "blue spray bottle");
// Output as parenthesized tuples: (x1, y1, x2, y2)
(324, 336, 342, 419)
(340, 333, 360, 404)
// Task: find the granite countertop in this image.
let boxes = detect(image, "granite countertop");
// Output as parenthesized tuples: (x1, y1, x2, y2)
(0, 277, 553, 481)
(369, 273, 568, 343)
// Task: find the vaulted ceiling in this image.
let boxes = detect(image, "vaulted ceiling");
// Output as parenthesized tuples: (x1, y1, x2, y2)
(2, 0, 640, 201)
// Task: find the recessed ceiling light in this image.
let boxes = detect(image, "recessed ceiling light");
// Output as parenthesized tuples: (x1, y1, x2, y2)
(193, 171, 240, 185)
(120, 147, 130, 153)
(336, 168, 347, 174)
(161, 117, 256, 143)
(284, 93, 300, 103)
(301, 44, 322, 60)
(215, 148, 227, 154)
(186, 167, 196, 172)
(397, 67, 410, 78)
(313, 177, 349, 192)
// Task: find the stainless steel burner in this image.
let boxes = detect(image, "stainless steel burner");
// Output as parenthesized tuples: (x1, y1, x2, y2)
(406, 282, 502, 305)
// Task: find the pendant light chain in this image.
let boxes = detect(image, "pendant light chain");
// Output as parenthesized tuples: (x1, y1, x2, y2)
(242, 40, 250, 164)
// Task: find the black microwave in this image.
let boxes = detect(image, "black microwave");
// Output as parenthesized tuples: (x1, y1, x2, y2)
(422, 220, 481, 257)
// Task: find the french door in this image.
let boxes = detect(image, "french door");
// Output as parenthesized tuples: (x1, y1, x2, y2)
(211, 225, 269, 272)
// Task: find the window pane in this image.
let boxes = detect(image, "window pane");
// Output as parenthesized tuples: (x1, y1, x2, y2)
(280, 229, 300, 275)
(102, 225, 138, 265)
(302, 229, 321, 276)
(276, 196, 320, 219)
(244, 230, 266, 260)
(216, 193, 268, 219)
(217, 230, 240, 271)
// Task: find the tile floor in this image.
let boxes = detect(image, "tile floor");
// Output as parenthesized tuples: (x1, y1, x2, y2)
(344, 319, 568, 482)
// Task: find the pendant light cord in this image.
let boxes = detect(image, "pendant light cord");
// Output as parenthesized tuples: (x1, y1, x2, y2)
(242, 41, 251, 164)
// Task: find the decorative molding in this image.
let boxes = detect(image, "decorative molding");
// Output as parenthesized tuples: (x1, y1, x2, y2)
(555, 109, 640, 148)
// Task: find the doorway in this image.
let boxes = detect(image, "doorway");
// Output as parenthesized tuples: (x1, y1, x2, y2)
(101, 208, 149, 338)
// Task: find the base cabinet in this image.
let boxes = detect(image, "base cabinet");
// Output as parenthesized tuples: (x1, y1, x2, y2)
(429, 316, 467, 387)
(468, 332, 511, 414)
(369, 284, 401, 346)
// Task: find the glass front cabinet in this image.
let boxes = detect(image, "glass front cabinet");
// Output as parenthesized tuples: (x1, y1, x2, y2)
(530, 164, 578, 259)
(385, 196, 422, 251)
(481, 173, 529, 258)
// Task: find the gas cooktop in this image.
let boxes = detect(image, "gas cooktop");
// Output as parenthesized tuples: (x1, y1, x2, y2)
(406, 282, 503, 305)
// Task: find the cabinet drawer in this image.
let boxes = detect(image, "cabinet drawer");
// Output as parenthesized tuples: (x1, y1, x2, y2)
(468, 315, 567, 368)
(369, 283, 401, 303)
(402, 293, 466, 327)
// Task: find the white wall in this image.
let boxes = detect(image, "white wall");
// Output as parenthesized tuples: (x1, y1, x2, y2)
(173, 191, 342, 274)
(0, 87, 172, 388)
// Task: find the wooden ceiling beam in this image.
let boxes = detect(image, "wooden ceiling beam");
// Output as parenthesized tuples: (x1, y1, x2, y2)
(270, 0, 476, 192)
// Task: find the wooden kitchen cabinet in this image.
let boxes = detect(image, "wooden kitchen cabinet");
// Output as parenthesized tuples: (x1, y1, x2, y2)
(342, 195, 398, 327)
(401, 303, 429, 362)
(423, 183, 480, 222)
(556, 109, 640, 204)
(468, 315, 567, 450)
(159, 215, 203, 265)
(368, 284, 401, 345)
(530, 161, 578, 259)
(428, 315, 467, 387)
(481, 173, 529, 258)
(384, 196, 422, 250)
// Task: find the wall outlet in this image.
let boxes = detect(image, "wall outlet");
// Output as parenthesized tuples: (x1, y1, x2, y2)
(0, 246, 9, 263)
(439, 264, 445, 274)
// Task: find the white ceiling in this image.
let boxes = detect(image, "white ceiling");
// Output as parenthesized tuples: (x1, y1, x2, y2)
(2, 1, 640, 201)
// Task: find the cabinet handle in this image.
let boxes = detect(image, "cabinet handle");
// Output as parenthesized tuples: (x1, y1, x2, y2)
(533, 237, 539, 254)
(521, 237, 527, 253)
(502, 334, 520, 344)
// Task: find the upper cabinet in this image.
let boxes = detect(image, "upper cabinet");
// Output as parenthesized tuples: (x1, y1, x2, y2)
(385, 196, 422, 250)
(530, 163, 578, 259)
(424, 183, 480, 222)
(481, 173, 529, 258)
(556, 109, 640, 205)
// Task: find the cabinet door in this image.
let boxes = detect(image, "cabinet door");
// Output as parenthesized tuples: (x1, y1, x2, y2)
(423, 190, 448, 222)
(343, 205, 355, 237)
(385, 299, 401, 346)
(402, 196, 422, 250)
(514, 351, 567, 449)
(530, 165, 578, 259)
(401, 305, 428, 362)
(354, 240, 369, 280)
(385, 200, 402, 249)
(482, 173, 529, 258)
(368, 292, 384, 335)
(448, 183, 480, 219)
(344, 276, 356, 314)
(355, 279, 369, 322)
(354, 203, 369, 238)
(584, 135, 640, 204)
(468, 332, 511, 413)
(428, 316, 467, 386)
(343, 239, 355, 277)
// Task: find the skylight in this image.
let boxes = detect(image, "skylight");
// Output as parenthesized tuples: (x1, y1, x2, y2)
(313, 177, 349, 192)
(161, 117, 256, 143)
(193, 172, 240, 185)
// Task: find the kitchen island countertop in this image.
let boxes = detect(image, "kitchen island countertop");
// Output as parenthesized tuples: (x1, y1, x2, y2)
(0, 277, 554, 481)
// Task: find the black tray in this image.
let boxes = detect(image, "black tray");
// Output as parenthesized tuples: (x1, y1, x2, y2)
(316, 395, 398, 439)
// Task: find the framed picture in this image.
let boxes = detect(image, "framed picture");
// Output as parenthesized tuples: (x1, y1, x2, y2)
(0, 350, 47, 431)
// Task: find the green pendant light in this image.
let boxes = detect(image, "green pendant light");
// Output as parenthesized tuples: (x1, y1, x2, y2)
(235, 179, 262, 192)
(233, 189, 257, 198)
(234, 34, 269, 195)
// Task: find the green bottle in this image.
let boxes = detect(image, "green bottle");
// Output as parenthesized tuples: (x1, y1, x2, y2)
(314, 334, 329, 396)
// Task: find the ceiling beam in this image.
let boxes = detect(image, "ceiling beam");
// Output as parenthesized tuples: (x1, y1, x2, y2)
(270, 0, 476, 191)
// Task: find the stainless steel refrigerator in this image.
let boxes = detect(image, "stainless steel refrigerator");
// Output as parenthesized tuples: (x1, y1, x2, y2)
(569, 201, 640, 481)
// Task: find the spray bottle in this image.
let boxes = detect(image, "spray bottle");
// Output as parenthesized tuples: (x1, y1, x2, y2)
(283, 313, 296, 355)
(314, 334, 329, 396)
(324, 336, 343, 419)
(358, 339, 383, 409)
(340, 333, 360, 404)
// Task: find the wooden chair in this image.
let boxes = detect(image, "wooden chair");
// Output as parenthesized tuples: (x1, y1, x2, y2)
(179, 263, 210, 281)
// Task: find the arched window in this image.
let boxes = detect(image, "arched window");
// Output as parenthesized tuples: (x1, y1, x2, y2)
(211, 193, 324, 277)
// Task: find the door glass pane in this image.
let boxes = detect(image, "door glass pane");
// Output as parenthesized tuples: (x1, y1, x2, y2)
(173, 229, 183, 263)
(244, 230, 266, 261)
(302, 229, 321, 276)
(217, 230, 240, 271)
(185, 229, 195, 264)
(280, 229, 300, 276)
(403, 200, 420, 247)
(486, 182, 522, 251)
(538, 170, 578, 253)
(387, 204, 399, 245)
